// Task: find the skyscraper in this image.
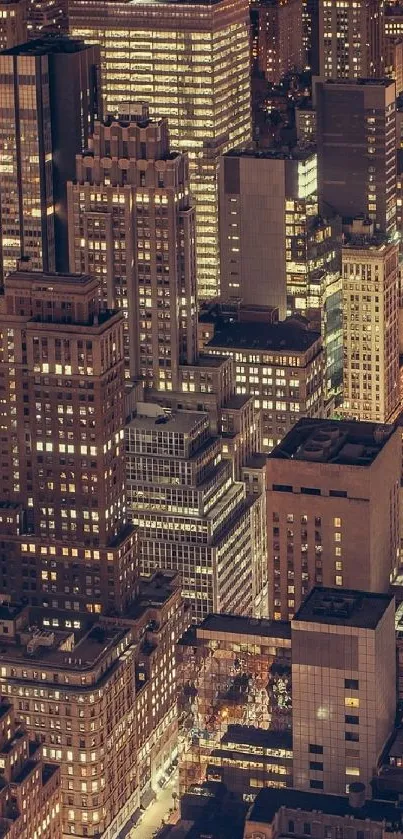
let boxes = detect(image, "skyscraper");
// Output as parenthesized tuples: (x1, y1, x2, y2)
(292, 587, 396, 795)
(253, 0, 303, 84)
(68, 0, 252, 298)
(68, 107, 197, 384)
(0, 37, 101, 277)
(316, 78, 397, 237)
(267, 418, 401, 620)
(342, 219, 400, 423)
(219, 145, 341, 317)
(126, 404, 267, 620)
(319, 0, 385, 79)
(0, 266, 138, 613)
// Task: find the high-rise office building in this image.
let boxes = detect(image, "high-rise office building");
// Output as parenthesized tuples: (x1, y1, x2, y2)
(292, 587, 396, 795)
(27, 0, 68, 38)
(253, 0, 303, 84)
(68, 107, 197, 383)
(219, 145, 342, 404)
(0, 37, 101, 277)
(126, 404, 267, 620)
(219, 145, 341, 318)
(0, 698, 61, 838)
(342, 219, 400, 423)
(0, 573, 187, 839)
(319, 0, 385, 79)
(316, 78, 397, 237)
(0, 267, 138, 614)
(267, 418, 401, 620)
(178, 613, 292, 797)
(303, 0, 320, 73)
(0, 0, 27, 48)
(68, 0, 252, 298)
(204, 319, 325, 451)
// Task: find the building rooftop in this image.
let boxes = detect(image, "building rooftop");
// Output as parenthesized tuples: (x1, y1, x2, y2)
(224, 143, 316, 162)
(221, 724, 292, 751)
(0, 619, 128, 670)
(195, 613, 291, 641)
(222, 394, 252, 410)
(293, 587, 393, 631)
(269, 417, 394, 466)
(0, 602, 26, 622)
(125, 570, 180, 619)
(206, 322, 321, 353)
(320, 77, 395, 88)
(243, 453, 268, 470)
(128, 408, 208, 435)
(247, 787, 403, 828)
(1, 35, 91, 56)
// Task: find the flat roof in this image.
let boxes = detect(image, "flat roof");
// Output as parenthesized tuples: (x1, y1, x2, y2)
(222, 394, 252, 410)
(0, 602, 26, 621)
(0, 622, 127, 669)
(6, 269, 95, 287)
(197, 613, 291, 641)
(206, 322, 321, 353)
(128, 409, 207, 435)
(247, 788, 403, 827)
(269, 417, 394, 466)
(224, 143, 316, 162)
(243, 453, 268, 469)
(221, 724, 292, 751)
(293, 587, 393, 630)
(1, 35, 91, 56)
(321, 77, 395, 88)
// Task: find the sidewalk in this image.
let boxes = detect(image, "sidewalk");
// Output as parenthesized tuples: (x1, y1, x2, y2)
(129, 774, 178, 839)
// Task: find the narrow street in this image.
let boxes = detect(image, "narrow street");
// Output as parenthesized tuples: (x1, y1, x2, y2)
(129, 773, 178, 839)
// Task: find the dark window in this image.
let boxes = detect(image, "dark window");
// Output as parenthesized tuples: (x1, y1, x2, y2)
(357, 832, 365, 839)
(325, 828, 332, 839)
(272, 484, 293, 493)
(329, 489, 347, 497)
(309, 761, 323, 771)
(345, 679, 359, 690)
(301, 487, 321, 495)
(309, 780, 323, 790)
(345, 715, 359, 725)
(345, 731, 359, 742)
(288, 821, 295, 834)
(309, 744, 323, 754)
(304, 823, 312, 834)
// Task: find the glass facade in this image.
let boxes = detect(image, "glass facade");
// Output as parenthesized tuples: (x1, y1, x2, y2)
(69, 0, 252, 298)
(178, 616, 292, 799)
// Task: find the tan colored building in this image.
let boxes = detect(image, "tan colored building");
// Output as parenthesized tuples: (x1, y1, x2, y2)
(342, 221, 400, 423)
(385, 36, 403, 95)
(0, 698, 61, 839)
(0, 571, 187, 839)
(0, 268, 138, 614)
(204, 320, 325, 452)
(68, 107, 197, 384)
(267, 418, 401, 620)
(68, 0, 252, 299)
(292, 588, 396, 795)
(319, 0, 385, 79)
